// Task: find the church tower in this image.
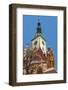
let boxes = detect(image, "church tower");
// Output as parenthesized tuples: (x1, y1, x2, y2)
(31, 20, 46, 54)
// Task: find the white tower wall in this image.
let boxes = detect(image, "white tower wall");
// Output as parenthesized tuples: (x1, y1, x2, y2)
(31, 36, 46, 54)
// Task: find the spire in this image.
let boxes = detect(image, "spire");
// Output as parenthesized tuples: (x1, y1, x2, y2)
(36, 17, 42, 34)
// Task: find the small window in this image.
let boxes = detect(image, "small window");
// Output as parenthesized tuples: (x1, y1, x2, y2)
(34, 41, 37, 45)
(42, 41, 44, 45)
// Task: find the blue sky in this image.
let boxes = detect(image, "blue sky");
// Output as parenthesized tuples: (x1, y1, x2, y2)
(23, 15, 57, 70)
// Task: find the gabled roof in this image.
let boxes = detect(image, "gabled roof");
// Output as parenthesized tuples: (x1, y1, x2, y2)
(31, 34, 46, 41)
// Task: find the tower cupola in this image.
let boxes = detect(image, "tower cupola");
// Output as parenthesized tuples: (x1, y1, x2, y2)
(36, 22, 42, 34)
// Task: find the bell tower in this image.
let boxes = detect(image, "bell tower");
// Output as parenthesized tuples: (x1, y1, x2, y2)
(31, 20, 46, 54)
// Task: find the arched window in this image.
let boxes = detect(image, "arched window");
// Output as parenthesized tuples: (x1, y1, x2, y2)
(34, 41, 37, 45)
(42, 41, 44, 45)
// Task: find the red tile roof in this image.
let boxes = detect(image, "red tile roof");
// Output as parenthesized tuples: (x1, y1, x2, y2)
(32, 48, 46, 62)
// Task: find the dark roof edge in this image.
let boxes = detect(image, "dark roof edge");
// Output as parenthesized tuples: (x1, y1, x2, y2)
(31, 35, 46, 41)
